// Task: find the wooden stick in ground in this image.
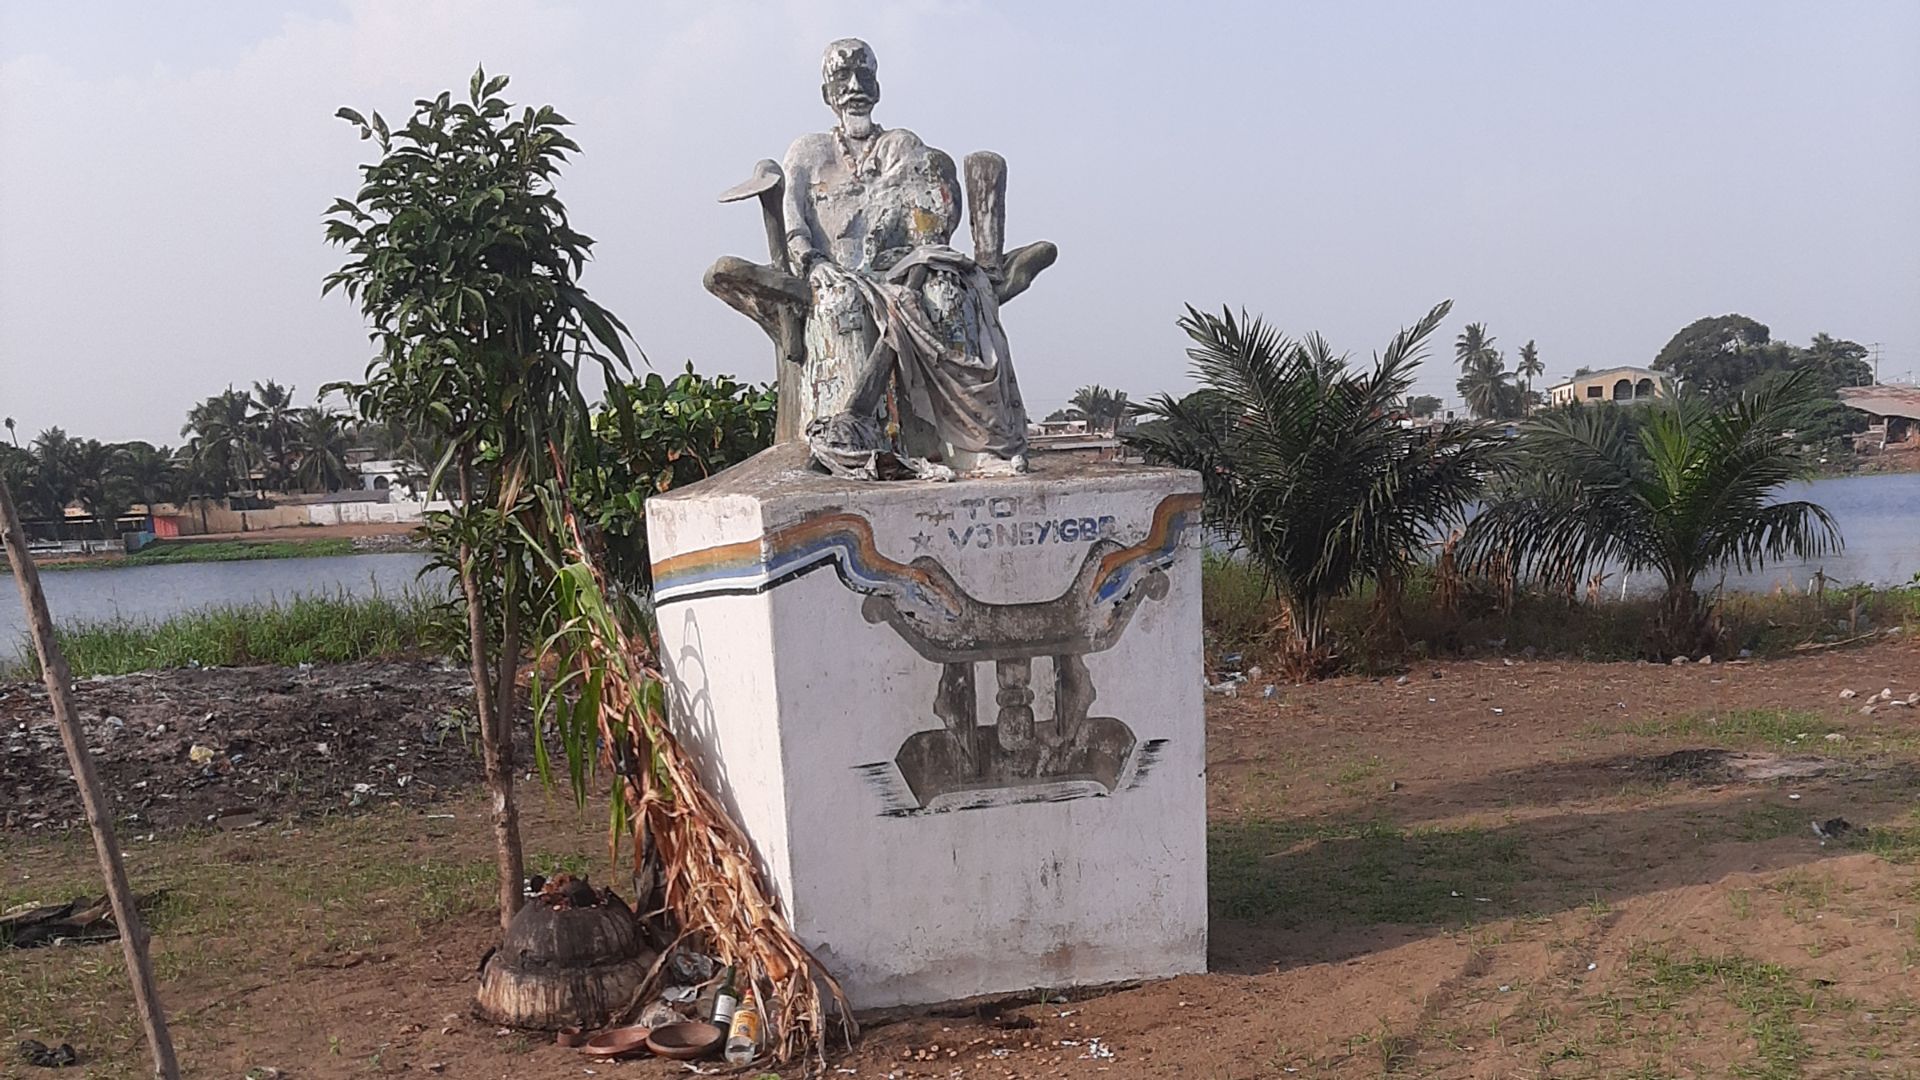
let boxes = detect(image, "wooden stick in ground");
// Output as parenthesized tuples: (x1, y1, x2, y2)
(0, 477, 180, 1080)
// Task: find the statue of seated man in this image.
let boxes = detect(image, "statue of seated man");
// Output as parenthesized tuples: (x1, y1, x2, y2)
(704, 38, 1056, 480)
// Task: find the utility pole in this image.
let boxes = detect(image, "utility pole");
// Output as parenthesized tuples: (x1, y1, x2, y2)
(0, 478, 180, 1079)
(1871, 342, 1882, 385)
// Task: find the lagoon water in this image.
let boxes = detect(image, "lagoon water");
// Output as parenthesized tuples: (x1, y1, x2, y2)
(1703, 472, 1919, 594)
(0, 553, 444, 659)
(0, 473, 1913, 658)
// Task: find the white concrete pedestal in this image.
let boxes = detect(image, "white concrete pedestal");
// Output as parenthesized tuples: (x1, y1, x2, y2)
(646, 444, 1207, 1008)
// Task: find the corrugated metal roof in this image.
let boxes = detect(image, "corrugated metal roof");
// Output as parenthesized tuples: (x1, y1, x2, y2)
(1838, 385, 1920, 421)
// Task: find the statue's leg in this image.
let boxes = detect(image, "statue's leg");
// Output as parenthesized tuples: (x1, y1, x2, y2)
(802, 271, 886, 433)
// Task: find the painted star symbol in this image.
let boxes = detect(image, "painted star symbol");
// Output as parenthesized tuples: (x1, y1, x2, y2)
(911, 530, 933, 551)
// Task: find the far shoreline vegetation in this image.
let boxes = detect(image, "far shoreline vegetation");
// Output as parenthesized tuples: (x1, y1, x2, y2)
(37, 535, 378, 570)
(7, 565, 1915, 684)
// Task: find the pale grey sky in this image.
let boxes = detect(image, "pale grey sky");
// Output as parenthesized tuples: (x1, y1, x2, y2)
(2, 0, 1916, 447)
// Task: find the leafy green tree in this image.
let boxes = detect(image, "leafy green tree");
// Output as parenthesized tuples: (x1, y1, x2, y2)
(0, 445, 42, 520)
(1651, 314, 1782, 401)
(1461, 371, 1839, 655)
(579, 363, 777, 588)
(1406, 394, 1443, 418)
(324, 68, 631, 929)
(1130, 301, 1497, 675)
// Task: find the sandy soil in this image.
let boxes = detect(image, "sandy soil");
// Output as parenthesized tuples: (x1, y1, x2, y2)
(4, 642, 1918, 1078)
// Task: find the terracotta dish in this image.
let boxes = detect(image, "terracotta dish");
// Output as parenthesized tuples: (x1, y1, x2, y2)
(646, 1021, 726, 1060)
(579, 1025, 651, 1057)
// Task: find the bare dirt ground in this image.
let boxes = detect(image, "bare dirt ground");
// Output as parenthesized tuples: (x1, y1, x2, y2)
(4, 642, 1919, 1078)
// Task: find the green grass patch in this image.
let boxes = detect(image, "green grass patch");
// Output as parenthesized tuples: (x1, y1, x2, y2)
(1209, 817, 1528, 927)
(1614, 708, 1823, 750)
(1628, 947, 1822, 1080)
(1847, 808, 1920, 864)
(2, 589, 454, 679)
(1201, 553, 1272, 660)
(0, 814, 607, 1063)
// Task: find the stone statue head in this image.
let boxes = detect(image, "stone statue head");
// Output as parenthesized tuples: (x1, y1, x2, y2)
(820, 38, 879, 122)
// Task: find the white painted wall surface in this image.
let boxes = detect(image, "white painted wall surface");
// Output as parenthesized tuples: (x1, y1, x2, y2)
(647, 445, 1208, 1009)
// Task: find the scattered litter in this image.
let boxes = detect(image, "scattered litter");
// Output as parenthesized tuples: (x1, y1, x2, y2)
(1839, 689, 1858, 700)
(1395, 675, 1410, 686)
(1825, 733, 1846, 743)
(1078, 1038, 1115, 1060)
(1262, 685, 1278, 699)
(1789, 793, 1802, 801)
(1811, 818, 1853, 845)
(1491, 708, 1504, 715)
(1586, 962, 1597, 971)
(17, 1039, 78, 1068)
(1498, 984, 1511, 992)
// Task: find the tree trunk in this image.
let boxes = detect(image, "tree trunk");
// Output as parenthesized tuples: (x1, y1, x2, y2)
(0, 478, 181, 1080)
(458, 461, 525, 930)
(1661, 580, 1706, 658)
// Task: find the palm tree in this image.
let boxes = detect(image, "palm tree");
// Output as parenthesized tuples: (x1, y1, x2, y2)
(1456, 356, 1522, 420)
(1460, 371, 1839, 655)
(249, 380, 299, 491)
(1067, 384, 1131, 434)
(30, 427, 82, 518)
(1455, 323, 1498, 374)
(182, 387, 259, 494)
(292, 408, 352, 492)
(1130, 300, 1498, 676)
(1516, 340, 1544, 404)
(1453, 323, 1522, 419)
(68, 438, 129, 539)
(4, 417, 16, 447)
(116, 442, 181, 512)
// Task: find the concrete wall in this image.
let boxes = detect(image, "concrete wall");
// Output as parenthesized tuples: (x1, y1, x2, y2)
(647, 444, 1208, 1008)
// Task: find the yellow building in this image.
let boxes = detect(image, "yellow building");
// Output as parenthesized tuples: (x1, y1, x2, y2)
(1545, 366, 1669, 406)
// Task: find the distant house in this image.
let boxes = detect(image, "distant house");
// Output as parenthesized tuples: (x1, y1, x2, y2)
(1546, 366, 1669, 406)
(1836, 384, 1920, 449)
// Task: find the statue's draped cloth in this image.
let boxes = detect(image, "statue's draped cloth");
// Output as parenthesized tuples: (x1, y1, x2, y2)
(811, 246, 1028, 460)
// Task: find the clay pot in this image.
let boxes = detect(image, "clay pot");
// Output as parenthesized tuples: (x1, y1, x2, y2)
(473, 901, 654, 1031)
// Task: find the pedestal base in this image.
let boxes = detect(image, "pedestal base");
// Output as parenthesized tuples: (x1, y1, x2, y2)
(646, 444, 1207, 1008)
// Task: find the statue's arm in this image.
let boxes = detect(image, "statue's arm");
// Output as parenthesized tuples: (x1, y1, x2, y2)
(781, 143, 825, 274)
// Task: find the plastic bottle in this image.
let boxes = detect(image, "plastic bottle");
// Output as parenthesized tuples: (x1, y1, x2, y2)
(724, 988, 761, 1064)
(710, 965, 740, 1027)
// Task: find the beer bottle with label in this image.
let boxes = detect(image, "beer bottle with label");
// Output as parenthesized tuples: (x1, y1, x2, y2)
(710, 965, 740, 1027)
